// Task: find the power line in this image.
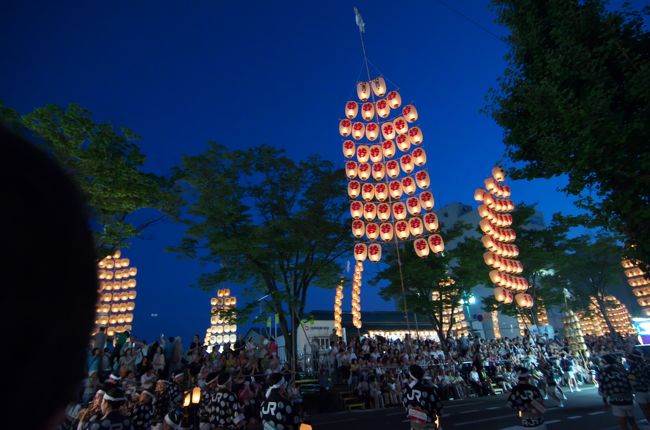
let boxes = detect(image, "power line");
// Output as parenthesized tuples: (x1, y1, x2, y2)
(434, 0, 505, 42)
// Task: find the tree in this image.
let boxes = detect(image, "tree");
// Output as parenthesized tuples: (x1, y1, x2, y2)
(375, 222, 483, 354)
(173, 143, 350, 368)
(0, 103, 180, 256)
(487, 0, 650, 265)
(555, 234, 626, 335)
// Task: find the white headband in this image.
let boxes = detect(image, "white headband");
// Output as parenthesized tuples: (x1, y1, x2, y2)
(164, 414, 187, 430)
(265, 377, 285, 398)
(216, 375, 232, 389)
(141, 390, 155, 400)
(103, 393, 126, 402)
(206, 375, 219, 386)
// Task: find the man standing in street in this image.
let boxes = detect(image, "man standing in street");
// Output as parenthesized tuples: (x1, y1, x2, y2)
(402, 364, 443, 430)
(507, 368, 546, 430)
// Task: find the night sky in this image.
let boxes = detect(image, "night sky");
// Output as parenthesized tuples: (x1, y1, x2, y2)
(2, 1, 641, 345)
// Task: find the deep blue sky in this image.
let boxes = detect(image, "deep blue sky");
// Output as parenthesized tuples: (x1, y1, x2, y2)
(3, 1, 640, 344)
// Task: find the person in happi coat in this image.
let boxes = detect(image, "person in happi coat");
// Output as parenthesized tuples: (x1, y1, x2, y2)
(401, 365, 443, 430)
(598, 354, 640, 430)
(260, 373, 301, 430)
(507, 368, 546, 430)
(130, 389, 155, 430)
(208, 373, 246, 429)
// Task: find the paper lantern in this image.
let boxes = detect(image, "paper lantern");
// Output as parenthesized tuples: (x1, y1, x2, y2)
(352, 122, 365, 140)
(364, 202, 377, 221)
(515, 293, 529, 308)
(366, 222, 379, 240)
(402, 176, 416, 194)
(492, 166, 506, 182)
(357, 81, 371, 101)
(393, 117, 409, 135)
(368, 243, 382, 262)
(409, 127, 423, 144)
(339, 119, 352, 137)
(345, 101, 358, 119)
(358, 162, 371, 181)
(395, 220, 410, 239)
(354, 243, 368, 262)
(400, 154, 415, 174)
(402, 105, 418, 123)
(376, 99, 390, 118)
(423, 212, 439, 231)
(345, 161, 358, 179)
(348, 180, 361, 199)
(392, 202, 407, 220)
(350, 201, 363, 219)
(371, 76, 386, 96)
(386, 160, 400, 178)
(374, 202, 390, 221)
(406, 196, 422, 216)
(382, 140, 396, 158)
(361, 102, 375, 121)
(372, 163, 386, 181)
(409, 217, 424, 236)
(361, 183, 375, 201)
(380, 223, 394, 241)
(415, 171, 430, 189)
(414, 238, 430, 258)
(494, 287, 508, 303)
(375, 184, 388, 202)
(420, 191, 434, 210)
(503, 290, 514, 304)
(412, 148, 426, 166)
(382, 122, 396, 140)
(210, 297, 218, 306)
(365, 144, 381, 163)
(428, 234, 445, 253)
(387, 90, 402, 108)
(389, 180, 403, 199)
(354, 145, 369, 163)
(396, 134, 411, 152)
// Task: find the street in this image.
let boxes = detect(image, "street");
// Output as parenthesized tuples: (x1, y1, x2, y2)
(309, 386, 650, 430)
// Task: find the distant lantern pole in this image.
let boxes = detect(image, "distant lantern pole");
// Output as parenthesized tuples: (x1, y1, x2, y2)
(622, 258, 650, 317)
(562, 310, 589, 358)
(95, 249, 137, 336)
(578, 295, 635, 337)
(334, 279, 344, 337)
(205, 289, 237, 352)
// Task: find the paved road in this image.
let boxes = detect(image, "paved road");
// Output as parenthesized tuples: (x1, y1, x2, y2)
(309, 385, 650, 430)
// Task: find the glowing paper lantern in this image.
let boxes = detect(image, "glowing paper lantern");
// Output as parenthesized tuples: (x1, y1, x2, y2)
(364, 202, 377, 221)
(402, 176, 416, 194)
(400, 154, 414, 174)
(365, 123, 379, 141)
(339, 119, 352, 137)
(376, 99, 390, 118)
(389, 180, 403, 199)
(396, 134, 411, 152)
(366, 222, 379, 240)
(375, 184, 388, 202)
(369, 145, 382, 163)
(348, 180, 361, 198)
(357, 162, 371, 181)
(409, 127, 423, 144)
(392, 202, 407, 220)
(492, 166, 506, 182)
(354, 243, 368, 262)
(352, 122, 365, 140)
(415, 171, 430, 189)
(428, 234, 445, 253)
(423, 212, 439, 232)
(382, 122, 396, 140)
(382, 140, 396, 158)
(386, 160, 400, 178)
(377, 203, 391, 221)
(387, 90, 402, 109)
(393, 117, 408, 135)
(371, 76, 387, 96)
(402, 105, 418, 123)
(361, 102, 375, 121)
(409, 217, 424, 236)
(372, 163, 386, 181)
(395, 220, 410, 239)
(361, 183, 375, 201)
(412, 148, 426, 166)
(350, 201, 363, 219)
(414, 238, 430, 258)
(380, 223, 394, 241)
(420, 191, 434, 210)
(406, 196, 422, 216)
(356, 145, 370, 162)
(357, 81, 371, 101)
(345, 101, 359, 119)
(368, 243, 382, 262)
(345, 161, 358, 179)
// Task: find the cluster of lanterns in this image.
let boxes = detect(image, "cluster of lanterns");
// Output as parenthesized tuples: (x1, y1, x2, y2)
(491, 311, 501, 339)
(334, 279, 344, 337)
(622, 259, 650, 317)
(430, 279, 469, 336)
(578, 295, 635, 336)
(95, 250, 137, 336)
(352, 262, 363, 328)
(204, 288, 238, 347)
(562, 310, 589, 356)
(475, 167, 532, 309)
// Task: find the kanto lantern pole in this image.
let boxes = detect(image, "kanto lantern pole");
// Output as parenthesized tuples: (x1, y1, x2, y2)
(353, 6, 412, 334)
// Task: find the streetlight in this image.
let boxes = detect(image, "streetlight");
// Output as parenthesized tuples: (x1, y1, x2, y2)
(459, 293, 476, 336)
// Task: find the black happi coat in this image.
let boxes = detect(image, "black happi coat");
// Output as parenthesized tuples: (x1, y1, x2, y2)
(84, 410, 134, 430)
(629, 361, 650, 393)
(130, 402, 153, 430)
(205, 387, 245, 429)
(260, 388, 300, 430)
(507, 382, 545, 428)
(598, 363, 634, 405)
(401, 380, 443, 424)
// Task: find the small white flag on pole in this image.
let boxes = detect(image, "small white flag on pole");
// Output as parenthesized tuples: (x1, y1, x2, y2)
(354, 7, 365, 33)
